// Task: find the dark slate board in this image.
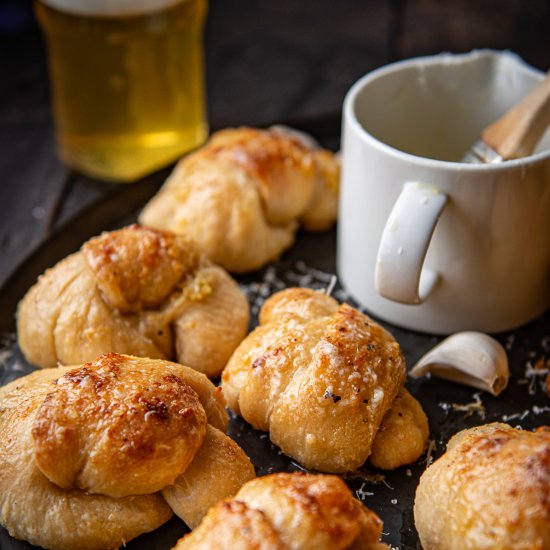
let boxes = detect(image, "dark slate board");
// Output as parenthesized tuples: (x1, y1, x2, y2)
(0, 119, 549, 550)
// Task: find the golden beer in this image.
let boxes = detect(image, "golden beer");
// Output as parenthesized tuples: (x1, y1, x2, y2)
(35, 0, 208, 182)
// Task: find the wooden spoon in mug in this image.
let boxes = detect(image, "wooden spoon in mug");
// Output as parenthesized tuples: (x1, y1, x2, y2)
(463, 70, 550, 163)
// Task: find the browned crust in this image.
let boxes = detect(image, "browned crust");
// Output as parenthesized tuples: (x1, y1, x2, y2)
(173, 472, 386, 549)
(17, 224, 249, 377)
(222, 287, 421, 474)
(248, 472, 383, 543)
(138, 127, 339, 273)
(32, 353, 207, 498)
(0, 362, 175, 550)
(173, 499, 286, 550)
(82, 224, 200, 312)
(415, 423, 550, 550)
(258, 287, 339, 325)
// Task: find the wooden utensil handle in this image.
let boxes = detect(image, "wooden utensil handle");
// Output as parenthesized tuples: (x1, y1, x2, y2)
(482, 70, 550, 159)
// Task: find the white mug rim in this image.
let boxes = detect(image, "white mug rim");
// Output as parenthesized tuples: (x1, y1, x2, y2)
(343, 49, 550, 172)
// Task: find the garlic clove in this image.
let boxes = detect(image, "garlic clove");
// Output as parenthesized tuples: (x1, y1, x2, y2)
(409, 331, 509, 396)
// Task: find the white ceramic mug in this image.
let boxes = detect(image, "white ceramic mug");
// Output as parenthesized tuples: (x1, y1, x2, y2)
(338, 50, 550, 334)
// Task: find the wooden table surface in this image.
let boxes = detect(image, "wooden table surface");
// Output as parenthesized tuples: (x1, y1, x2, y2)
(1, 0, 550, 288)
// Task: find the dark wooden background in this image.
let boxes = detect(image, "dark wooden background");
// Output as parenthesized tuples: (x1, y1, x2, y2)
(1, 0, 550, 287)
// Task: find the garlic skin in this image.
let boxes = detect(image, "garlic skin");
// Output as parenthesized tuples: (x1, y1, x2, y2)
(409, 332, 509, 396)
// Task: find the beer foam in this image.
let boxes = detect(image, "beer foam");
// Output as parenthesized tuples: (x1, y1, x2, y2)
(39, 0, 186, 17)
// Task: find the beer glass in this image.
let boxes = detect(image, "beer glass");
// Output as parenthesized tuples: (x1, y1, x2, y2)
(35, 0, 208, 182)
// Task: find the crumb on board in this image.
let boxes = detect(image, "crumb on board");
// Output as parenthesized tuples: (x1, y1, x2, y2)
(421, 439, 437, 466)
(382, 479, 394, 490)
(501, 409, 530, 422)
(450, 392, 486, 419)
(324, 274, 337, 296)
(517, 356, 550, 395)
(355, 481, 374, 501)
(439, 392, 486, 420)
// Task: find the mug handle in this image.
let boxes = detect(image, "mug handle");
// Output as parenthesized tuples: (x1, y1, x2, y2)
(375, 182, 448, 304)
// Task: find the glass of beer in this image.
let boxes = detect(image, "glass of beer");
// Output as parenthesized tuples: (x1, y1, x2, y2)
(35, 0, 208, 182)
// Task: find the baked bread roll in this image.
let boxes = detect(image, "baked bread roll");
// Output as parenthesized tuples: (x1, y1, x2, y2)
(172, 472, 389, 549)
(0, 354, 255, 549)
(139, 127, 339, 273)
(222, 287, 429, 473)
(162, 423, 256, 529)
(414, 422, 550, 550)
(369, 386, 430, 470)
(17, 224, 249, 377)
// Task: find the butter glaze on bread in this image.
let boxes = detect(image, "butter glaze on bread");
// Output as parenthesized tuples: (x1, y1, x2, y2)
(17, 224, 249, 377)
(172, 472, 389, 550)
(32, 354, 209, 498)
(414, 422, 550, 550)
(222, 287, 428, 473)
(139, 127, 339, 273)
(0, 354, 255, 549)
(0, 363, 172, 550)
